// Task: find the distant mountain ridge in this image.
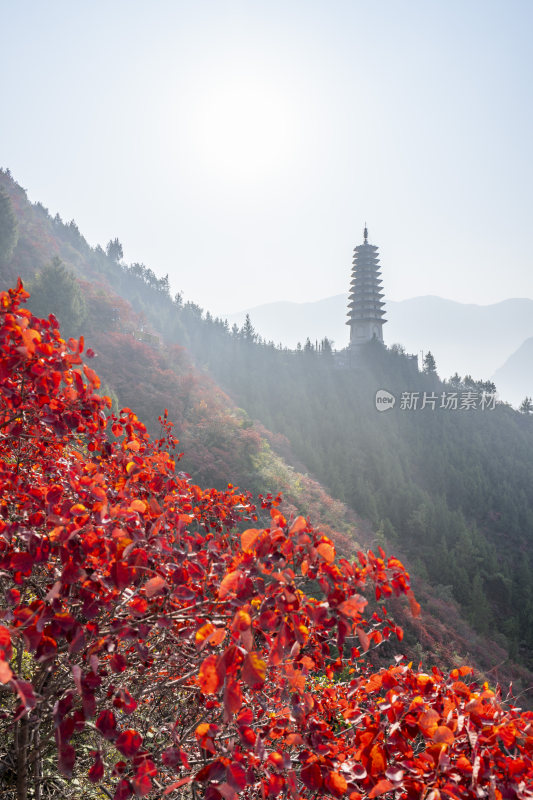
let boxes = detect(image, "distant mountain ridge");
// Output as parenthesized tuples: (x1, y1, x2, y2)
(493, 337, 533, 407)
(226, 294, 533, 400)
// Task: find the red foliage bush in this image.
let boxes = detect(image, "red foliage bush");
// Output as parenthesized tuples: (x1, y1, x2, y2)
(0, 280, 531, 799)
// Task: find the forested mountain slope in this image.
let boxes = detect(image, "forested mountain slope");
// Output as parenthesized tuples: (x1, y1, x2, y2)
(1, 169, 532, 694)
(226, 293, 533, 390)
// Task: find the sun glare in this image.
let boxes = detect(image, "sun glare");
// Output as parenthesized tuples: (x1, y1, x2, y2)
(191, 80, 296, 183)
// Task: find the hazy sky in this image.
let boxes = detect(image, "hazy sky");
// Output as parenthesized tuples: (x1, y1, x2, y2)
(1, 0, 532, 315)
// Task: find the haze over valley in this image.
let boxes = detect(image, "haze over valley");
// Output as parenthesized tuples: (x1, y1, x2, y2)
(227, 293, 533, 406)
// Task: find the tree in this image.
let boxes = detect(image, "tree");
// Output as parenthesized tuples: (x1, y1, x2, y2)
(320, 337, 334, 357)
(241, 313, 256, 344)
(519, 396, 533, 414)
(0, 188, 18, 265)
(0, 279, 532, 800)
(449, 372, 462, 389)
(27, 257, 87, 338)
(423, 350, 437, 375)
(106, 237, 124, 262)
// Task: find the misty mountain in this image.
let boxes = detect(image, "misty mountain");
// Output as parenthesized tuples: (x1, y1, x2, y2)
(493, 337, 533, 407)
(226, 294, 533, 394)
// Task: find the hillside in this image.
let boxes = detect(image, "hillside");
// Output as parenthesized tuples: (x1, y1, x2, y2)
(1, 169, 532, 696)
(226, 293, 533, 397)
(493, 337, 533, 407)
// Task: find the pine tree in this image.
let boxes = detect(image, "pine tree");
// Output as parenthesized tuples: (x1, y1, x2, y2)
(423, 350, 437, 375)
(519, 396, 533, 414)
(106, 237, 124, 262)
(28, 258, 87, 338)
(241, 313, 256, 344)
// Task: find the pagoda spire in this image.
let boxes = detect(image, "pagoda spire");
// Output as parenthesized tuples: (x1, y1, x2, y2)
(346, 225, 387, 346)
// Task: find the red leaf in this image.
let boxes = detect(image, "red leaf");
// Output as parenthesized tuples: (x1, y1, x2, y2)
(241, 652, 266, 688)
(131, 773, 152, 797)
(116, 729, 142, 758)
(96, 709, 117, 740)
(58, 744, 76, 777)
(113, 688, 137, 714)
(227, 762, 247, 791)
(88, 752, 104, 783)
(10, 552, 34, 573)
(0, 626, 12, 659)
(301, 763, 323, 790)
(110, 653, 128, 673)
(224, 680, 242, 717)
(14, 679, 36, 709)
(114, 778, 134, 800)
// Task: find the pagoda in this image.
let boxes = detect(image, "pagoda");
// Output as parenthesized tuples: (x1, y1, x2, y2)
(347, 225, 387, 346)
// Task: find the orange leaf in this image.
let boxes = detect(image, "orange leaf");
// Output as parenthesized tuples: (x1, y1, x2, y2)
(407, 589, 421, 618)
(338, 594, 368, 618)
(208, 628, 227, 646)
(419, 709, 440, 738)
(357, 627, 370, 652)
(433, 725, 454, 745)
(195, 723, 210, 740)
(219, 570, 242, 599)
(21, 328, 41, 355)
(199, 654, 220, 694)
(163, 777, 192, 794)
(317, 541, 335, 563)
(289, 516, 306, 534)
(196, 623, 215, 647)
(369, 744, 386, 775)
(241, 528, 262, 553)
(232, 609, 251, 631)
(368, 780, 394, 798)
(83, 364, 101, 388)
(0, 659, 12, 684)
(271, 507, 286, 527)
(286, 665, 306, 692)
(285, 733, 304, 746)
(326, 772, 348, 797)
(129, 499, 146, 513)
(145, 576, 166, 598)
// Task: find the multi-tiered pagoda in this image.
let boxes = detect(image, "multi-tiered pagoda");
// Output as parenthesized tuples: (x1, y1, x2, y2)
(347, 226, 386, 346)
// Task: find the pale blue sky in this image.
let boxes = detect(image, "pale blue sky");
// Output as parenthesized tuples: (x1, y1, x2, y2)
(1, 0, 532, 315)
